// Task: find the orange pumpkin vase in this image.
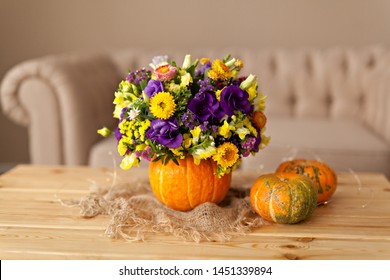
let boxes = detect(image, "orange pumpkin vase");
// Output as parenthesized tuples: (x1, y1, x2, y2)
(250, 173, 318, 224)
(276, 159, 337, 204)
(149, 156, 232, 211)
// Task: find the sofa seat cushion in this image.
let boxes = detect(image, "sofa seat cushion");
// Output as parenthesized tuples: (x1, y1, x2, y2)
(241, 118, 390, 178)
(89, 119, 390, 178)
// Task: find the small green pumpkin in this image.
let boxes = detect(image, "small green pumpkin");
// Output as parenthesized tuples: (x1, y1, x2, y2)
(250, 173, 318, 224)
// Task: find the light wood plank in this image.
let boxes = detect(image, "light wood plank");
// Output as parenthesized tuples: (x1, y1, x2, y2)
(1, 165, 390, 260)
(1, 227, 389, 260)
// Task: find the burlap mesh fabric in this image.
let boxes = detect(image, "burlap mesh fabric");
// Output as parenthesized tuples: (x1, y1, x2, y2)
(70, 172, 264, 242)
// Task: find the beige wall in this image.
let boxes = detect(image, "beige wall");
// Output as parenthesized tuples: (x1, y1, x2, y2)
(1, 0, 390, 164)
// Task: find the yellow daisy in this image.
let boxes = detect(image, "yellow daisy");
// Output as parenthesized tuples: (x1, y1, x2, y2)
(149, 91, 176, 119)
(213, 142, 239, 169)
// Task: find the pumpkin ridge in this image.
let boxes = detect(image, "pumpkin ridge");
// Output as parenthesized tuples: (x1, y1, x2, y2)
(297, 178, 309, 222)
(159, 164, 166, 204)
(185, 159, 194, 210)
(209, 159, 216, 202)
(287, 181, 293, 223)
(268, 185, 277, 222)
(253, 187, 260, 214)
(303, 177, 316, 219)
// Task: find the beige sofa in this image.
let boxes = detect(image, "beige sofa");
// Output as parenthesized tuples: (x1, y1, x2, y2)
(1, 47, 389, 178)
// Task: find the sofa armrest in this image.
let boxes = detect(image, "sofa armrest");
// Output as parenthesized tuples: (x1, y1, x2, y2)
(363, 58, 390, 144)
(0, 52, 120, 165)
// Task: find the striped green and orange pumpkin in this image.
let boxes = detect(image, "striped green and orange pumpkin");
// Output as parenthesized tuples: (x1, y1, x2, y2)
(250, 173, 318, 224)
(276, 159, 337, 204)
(149, 156, 231, 211)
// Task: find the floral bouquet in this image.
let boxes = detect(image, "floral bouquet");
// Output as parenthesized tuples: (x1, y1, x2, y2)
(99, 54, 269, 177)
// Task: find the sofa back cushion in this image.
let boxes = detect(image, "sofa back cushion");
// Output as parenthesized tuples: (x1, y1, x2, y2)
(110, 46, 387, 121)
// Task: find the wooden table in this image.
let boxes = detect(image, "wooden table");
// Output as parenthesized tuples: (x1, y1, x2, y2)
(1, 164, 390, 260)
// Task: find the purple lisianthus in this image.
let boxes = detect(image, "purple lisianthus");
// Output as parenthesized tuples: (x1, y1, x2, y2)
(220, 85, 251, 116)
(187, 91, 224, 122)
(146, 118, 183, 148)
(144, 79, 164, 98)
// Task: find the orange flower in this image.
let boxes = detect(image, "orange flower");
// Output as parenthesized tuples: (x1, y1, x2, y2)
(207, 59, 231, 80)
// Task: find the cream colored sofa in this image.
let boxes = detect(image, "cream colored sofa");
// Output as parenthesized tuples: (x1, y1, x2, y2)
(1, 47, 390, 178)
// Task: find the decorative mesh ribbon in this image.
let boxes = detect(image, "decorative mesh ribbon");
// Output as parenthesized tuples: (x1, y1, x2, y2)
(69, 173, 264, 243)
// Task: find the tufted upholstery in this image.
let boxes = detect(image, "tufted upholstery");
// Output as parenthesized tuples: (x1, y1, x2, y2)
(1, 47, 389, 177)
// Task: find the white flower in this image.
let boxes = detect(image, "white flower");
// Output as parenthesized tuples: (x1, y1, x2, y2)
(240, 74, 256, 90)
(149, 55, 169, 69)
(128, 109, 140, 120)
(182, 54, 192, 69)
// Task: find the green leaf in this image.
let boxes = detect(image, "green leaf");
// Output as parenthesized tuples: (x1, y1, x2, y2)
(139, 80, 148, 91)
(152, 156, 162, 162)
(186, 64, 196, 76)
(172, 157, 179, 166)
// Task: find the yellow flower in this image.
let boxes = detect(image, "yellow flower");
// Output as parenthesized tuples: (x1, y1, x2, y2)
(180, 72, 192, 87)
(136, 143, 147, 151)
(149, 91, 176, 119)
(182, 133, 192, 149)
(117, 138, 129, 156)
(236, 127, 250, 140)
(200, 57, 210, 65)
(120, 80, 132, 92)
(138, 119, 151, 141)
(113, 102, 130, 119)
(257, 93, 267, 111)
(97, 127, 112, 137)
(190, 126, 202, 144)
(219, 120, 235, 138)
(235, 59, 244, 70)
(170, 147, 186, 159)
(120, 153, 139, 170)
(247, 84, 258, 101)
(213, 142, 239, 169)
(113, 90, 132, 119)
(243, 117, 258, 137)
(215, 89, 223, 101)
(207, 59, 231, 80)
(193, 146, 217, 165)
(169, 82, 181, 93)
(240, 74, 257, 101)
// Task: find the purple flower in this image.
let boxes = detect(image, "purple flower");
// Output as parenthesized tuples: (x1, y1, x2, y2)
(195, 62, 211, 76)
(253, 128, 262, 153)
(187, 91, 224, 122)
(144, 79, 164, 98)
(220, 85, 251, 116)
(126, 68, 151, 85)
(114, 127, 122, 141)
(197, 78, 214, 94)
(241, 137, 256, 150)
(141, 146, 154, 161)
(146, 118, 183, 148)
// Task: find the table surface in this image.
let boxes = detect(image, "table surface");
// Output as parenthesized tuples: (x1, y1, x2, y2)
(1, 164, 390, 260)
